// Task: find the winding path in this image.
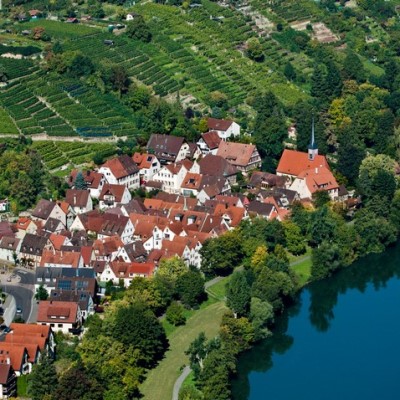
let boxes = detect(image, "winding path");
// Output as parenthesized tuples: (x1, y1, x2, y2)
(172, 366, 191, 400)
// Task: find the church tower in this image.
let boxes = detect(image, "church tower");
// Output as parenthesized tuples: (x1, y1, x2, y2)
(308, 117, 318, 161)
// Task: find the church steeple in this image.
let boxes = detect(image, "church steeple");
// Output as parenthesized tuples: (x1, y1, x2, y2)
(308, 117, 318, 161)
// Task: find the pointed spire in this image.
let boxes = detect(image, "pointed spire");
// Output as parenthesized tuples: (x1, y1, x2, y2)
(308, 115, 318, 160)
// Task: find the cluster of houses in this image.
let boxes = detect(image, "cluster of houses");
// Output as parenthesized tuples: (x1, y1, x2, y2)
(0, 118, 350, 390)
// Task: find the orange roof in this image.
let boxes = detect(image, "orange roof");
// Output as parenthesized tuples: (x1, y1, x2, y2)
(0, 344, 26, 371)
(181, 172, 203, 190)
(16, 217, 34, 231)
(132, 153, 157, 169)
(101, 155, 139, 179)
(49, 233, 68, 251)
(5, 334, 47, 352)
(201, 131, 222, 149)
(217, 141, 257, 167)
(37, 301, 78, 324)
(57, 200, 71, 215)
(298, 165, 339, 194)
(213, 204, 245, 227)
(40, 250, 81, 268)
(9, 323, 51, 338)
(276, 149, 329, 177)
(99, 184, 127, 202)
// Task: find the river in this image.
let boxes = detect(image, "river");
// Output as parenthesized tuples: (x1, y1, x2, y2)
(232, 243, 400, 400)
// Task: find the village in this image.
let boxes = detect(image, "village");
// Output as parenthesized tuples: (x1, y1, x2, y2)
(0, 114, 357, 397)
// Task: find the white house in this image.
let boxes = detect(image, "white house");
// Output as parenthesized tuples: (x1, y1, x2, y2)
(153, 162, 190, 194)
(197, 131, 222, 155)
(146, 134, 190, 164)
(99, 184, 132, 209)
(65, 189, 93, 215)
(207, 117, 240, 140)
(99, 154, 140, 190)
(132, 153, 161, 183)
(37, 301, 82, 335)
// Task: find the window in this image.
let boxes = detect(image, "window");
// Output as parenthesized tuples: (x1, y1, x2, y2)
(58, 324, 63, 328)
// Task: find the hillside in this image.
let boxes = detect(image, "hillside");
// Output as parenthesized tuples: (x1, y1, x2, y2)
(0, 0, 399, 171)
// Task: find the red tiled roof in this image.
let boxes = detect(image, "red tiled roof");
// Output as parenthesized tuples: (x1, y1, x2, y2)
(298, 165, 339, 194)
(207, 118, 233, 132)
(40, 250, 82, 268)
(101, 155, 139, 179)
(217, 142, 257, 167)
(49, 234, 68, 251)
(37, 301, 78, 324)
(201, 131, 222, 149)
(65, 189, 90, 208)
(99, 184, 126, 202)
(276, 149, 329, 177)
(0, 344, 26, 372)
(132, 153, 158, 169)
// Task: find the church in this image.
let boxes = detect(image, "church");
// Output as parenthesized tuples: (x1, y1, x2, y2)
(276, 121, 339, 200)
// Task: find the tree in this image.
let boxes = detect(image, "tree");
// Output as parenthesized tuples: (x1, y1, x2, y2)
(166, 301, 186, 326)
(126, 16, 152, 42)
(246, 38, 264, 62)
(200, 231, 243, 277)
(27, 352, 58, 400)
(284, 62, 296, 81)
(226, 271, 251, 318)
(108, 302, 168, 367)
(92, 152, 105, 165)
(109, 65, 130, 97)
(337, 132, 365, 184)
(54, 362, 103, 400)
(283, 221, 306, 255)
(179, 386, 203, 400)
(312, 190, 331, 208)
(176, 269, 205, 308)
(249, 297, 274, 340)
(311, 64, 328, 101)
(74, 171, 87, 190)
(35, 285, 48, 301)
(342, 51, 366, 82)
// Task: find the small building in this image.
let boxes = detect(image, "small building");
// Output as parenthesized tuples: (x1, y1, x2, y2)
(216, 141, 261, 173)
(65, 189, 93, 215)
(146, 134, 189, 164)
(98, 155, 140, 190)
(207, 118, 240, 140)
(37, 301, 82, 335)
(197, 131, 222, 155)
(0, 364, 17, 399)
(99, 184, 132, 209)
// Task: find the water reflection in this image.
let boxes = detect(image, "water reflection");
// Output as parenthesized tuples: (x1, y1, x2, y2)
(232, 243, 400, 400)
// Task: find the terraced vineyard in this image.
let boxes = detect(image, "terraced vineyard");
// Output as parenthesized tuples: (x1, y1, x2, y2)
(32, 140, 116, 170)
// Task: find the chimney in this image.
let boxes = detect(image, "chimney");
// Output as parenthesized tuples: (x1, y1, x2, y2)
(74, 195, 76, 205)
(315, 168, 318, 174)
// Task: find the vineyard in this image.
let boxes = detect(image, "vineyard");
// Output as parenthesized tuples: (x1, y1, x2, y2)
(32, 140, 116, 170)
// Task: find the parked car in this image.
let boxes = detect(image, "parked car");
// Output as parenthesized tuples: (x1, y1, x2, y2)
(16, 307, 22, 314)
(0, 307, 4, 316)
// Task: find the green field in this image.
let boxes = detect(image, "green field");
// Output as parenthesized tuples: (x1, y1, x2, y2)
(141, 300, 228, 400)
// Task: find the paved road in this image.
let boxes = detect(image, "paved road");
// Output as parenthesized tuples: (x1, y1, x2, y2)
(2, 285, 33, 322)
(172, 366, 191, 400)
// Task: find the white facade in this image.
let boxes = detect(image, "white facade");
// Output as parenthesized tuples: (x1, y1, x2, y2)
(153, 165, 188, 194)
(98, 166, 140, 190)
(99, 187, 132, 209)
(97, 219, 134, 245)
(215, 122, 240, 140)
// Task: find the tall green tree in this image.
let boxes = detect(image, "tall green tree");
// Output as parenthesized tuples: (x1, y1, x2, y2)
(27, 352, 58, 400)
(226, 271, 251, 318)
(176, 269, 205, 308)
(342, 51, 366, 83)
(74, 171, 87, 190)
(126, 15, 152, 42)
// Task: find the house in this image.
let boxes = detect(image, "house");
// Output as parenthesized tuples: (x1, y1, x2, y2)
(181, 172, 203, 197)
(217, 141, 261, 173)
(207, 118, 240, 139)
(93, 236, 123, 262)
(126, 12, 139, 21)
(132, 153, 161, 184)
(0, 223, 16, 240)
(66, 17, 78, 23)
(97, 214, 134, 245)
(29, 9, 42, 18)
(65, 189, 93, 214)
(187, 143, 202, 160)
(7, 323, 56, 357)
(49, 290, 94, 320)
(247, 201, 278, 220)
(289, 165, 339, 200)
(37, 301, 82, 335)
(98, 155, 140, 189)
(43, 218, 65, 234)
(40, 250, 84, 269)
(0, 237, 20, 263)
(99, 261, 155, 287)
(35, 267, 96, 295)
(248, 171, 287, 189)
(0, 345, 30, 376)
(31, 199, 66, 226)
(146, 134, 189, 164)
(99, 184, 132, 209)
(0, 200, 9, 213)
(153, 161, 191, 194)
(113, 240, 147, 263)
(198, 154, 238, 185)
(19, 234, 52, 268)
(68, 170, 105, 199)
(197, 131, 222, 155)
(15, 217, 37, 240)
(197, 176, 231, 204)
(0, 364, 17, 399)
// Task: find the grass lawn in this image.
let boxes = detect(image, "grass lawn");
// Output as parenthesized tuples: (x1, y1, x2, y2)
(141, 300, 228, 400)
(206, 276, 230, 301)
(17, 374, 28, 397)
(290, 256, 312, 287)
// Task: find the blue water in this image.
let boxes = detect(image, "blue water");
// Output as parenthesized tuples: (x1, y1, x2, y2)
(232, 244, 400, 400)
